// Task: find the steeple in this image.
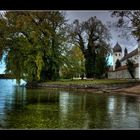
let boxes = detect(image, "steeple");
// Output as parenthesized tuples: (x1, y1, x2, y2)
(113, 42, 122, 53)
(124, 47, 128, 56)
(112, 42, 122, 71)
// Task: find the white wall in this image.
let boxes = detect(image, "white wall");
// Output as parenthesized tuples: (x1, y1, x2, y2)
(121, 55, 139, 66)
(113, 52, 122, 71)
(108, 67, 139, 79)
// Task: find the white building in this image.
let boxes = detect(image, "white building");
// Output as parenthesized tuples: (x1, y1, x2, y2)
(108, 41, 140, 79)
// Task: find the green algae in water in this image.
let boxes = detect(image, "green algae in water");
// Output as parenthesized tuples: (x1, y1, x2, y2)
(6, 103, 86, 129)
(1, 85, 140, 129)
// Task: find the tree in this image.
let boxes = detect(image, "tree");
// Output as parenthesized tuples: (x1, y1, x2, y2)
(95, 47, 109, 78)
(0, 11, 67, 83)
(60, 45, 85, 79)
(68, 17, 111, 78)
(115, 59, 121, 69)
(126, 59, 135, 79)
(110, 11, 140, 40)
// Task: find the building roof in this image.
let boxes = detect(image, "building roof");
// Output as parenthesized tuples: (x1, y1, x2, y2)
(108, 63, 139, 72)
(120, 48, 138, 62)
(113, 43, 122, 52)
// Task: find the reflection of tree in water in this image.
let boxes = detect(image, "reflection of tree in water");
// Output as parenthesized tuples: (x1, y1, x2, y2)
(107, 95, 140, 128)
(58, 91, 88, 128)
(25, 89, 60, 104)
(4, 88, 61, 128)
(58, 91, 114, 128)
(4, 88, 112, 129)
(84, 94, 140, 128)
(107, 95, 126, 128)
(4, 86, 27, 110)
(3, 88, 140, 129)
(3, 86, 27, 128)
(83, 94, 110, 128)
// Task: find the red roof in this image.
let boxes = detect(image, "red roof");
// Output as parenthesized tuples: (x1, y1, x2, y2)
(121, 48, 138, 62)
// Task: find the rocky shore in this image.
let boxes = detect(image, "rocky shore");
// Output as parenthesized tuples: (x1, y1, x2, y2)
(26, 81, 140, 96)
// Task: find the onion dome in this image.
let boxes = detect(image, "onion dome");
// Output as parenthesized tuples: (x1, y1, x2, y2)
(113, 42, 122, 52)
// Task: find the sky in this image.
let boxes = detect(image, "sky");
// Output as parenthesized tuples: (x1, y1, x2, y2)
(0, 10, 138, 73)
(65, 11, 137, 49)
(65, 10, 138, 65)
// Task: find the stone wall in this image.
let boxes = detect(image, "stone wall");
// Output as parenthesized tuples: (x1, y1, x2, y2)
(108, 67, 139, 79)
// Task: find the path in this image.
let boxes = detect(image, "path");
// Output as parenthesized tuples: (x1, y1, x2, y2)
(113, 84, 140, 96)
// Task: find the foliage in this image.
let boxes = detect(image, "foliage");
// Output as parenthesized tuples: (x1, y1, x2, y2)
(0, 11, 112, 83)
(60, 45, 85, 79)
(126, 59, 135, 79)
(94, 45, 109, 78)
(68, 16, 111, 78)
(115, 59, 121, 69)
(0, 11, 67, 83)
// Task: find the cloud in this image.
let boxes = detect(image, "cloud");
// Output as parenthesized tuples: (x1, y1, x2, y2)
(66, 10, 138, 52)
(66, 10, 111, 24)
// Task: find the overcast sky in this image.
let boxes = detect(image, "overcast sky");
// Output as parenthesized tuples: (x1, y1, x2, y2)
(64, 10, 138, 66)
(66, 10, 137, 51)
(0, 10, 138, 73)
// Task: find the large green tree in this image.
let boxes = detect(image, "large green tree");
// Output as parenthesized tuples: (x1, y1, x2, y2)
(94, 45, 109, 78)
(0, 11, 67, 83)
(60, 45, 85, 79)
(126, 59, 135, 79)
(68, 17, 111, 78)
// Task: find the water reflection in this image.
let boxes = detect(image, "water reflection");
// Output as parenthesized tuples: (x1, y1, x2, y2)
(59, 92, 69, 118)
(1, 80, 140, 129)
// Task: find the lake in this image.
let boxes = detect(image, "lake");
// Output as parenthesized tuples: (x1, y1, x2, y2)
(0, 79, 140, 129)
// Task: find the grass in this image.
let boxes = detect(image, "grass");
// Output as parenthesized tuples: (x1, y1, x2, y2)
(45, 79, 140, 85)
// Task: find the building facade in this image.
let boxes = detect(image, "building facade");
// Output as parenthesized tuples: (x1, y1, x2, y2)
(108, 41, 140, 79)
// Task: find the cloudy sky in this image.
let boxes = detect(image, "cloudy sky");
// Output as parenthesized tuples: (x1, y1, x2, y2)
(66, 10, 137, 49)
(0, 10, 138, 73)
(65, 10, 138, 65)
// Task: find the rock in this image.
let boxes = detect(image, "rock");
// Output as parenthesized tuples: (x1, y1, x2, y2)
(102, 90, 110, 93)
(96, 91, 104, 94)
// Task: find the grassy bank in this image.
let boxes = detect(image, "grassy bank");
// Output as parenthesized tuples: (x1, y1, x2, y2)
(26, 79, 140, 90)
(26, 79, 140, 96)
(45, 79, 139, 85)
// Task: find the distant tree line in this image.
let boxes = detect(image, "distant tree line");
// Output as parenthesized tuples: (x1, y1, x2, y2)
(0, 74, 15, 79)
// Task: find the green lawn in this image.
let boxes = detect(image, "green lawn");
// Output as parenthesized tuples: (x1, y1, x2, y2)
(46, 79, 139, 85)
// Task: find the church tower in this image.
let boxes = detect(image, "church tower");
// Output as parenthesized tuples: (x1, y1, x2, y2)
(124, 47, 128, 56)
(113, 42, 122, 71)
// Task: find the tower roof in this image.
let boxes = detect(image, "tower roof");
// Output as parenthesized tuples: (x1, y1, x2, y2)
(113, 42, 122, 52)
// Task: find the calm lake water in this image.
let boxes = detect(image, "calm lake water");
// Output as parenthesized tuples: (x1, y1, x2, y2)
(0, 79, 140, 129)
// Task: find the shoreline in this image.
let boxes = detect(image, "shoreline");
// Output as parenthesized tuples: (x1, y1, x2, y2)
(25, 81, 140, 97)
